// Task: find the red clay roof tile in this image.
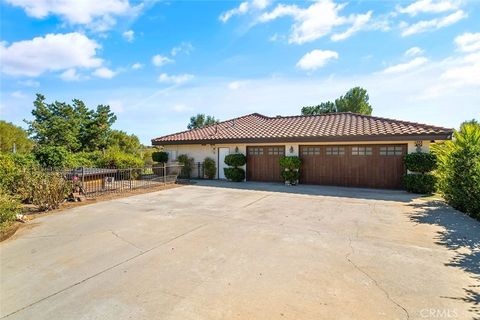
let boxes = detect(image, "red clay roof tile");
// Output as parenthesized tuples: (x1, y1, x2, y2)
(152, 112, 453, 145)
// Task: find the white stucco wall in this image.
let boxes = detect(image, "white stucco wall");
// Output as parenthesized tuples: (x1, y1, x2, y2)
(162, 140, 432, 179)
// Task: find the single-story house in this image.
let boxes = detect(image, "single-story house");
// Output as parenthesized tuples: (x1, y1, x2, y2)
(152, 112, 453, 189)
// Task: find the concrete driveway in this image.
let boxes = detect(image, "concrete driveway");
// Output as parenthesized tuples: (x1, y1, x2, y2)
(1, 181, 479, 319)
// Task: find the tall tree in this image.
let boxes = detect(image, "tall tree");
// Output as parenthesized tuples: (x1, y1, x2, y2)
(301, 87, 373, 116)
(187, 114, 219, 129)
(0, 121, 34, 153)
(106, 130, 141, 154)
(26, 94, 117, 152)
(335, 87, 372, 115)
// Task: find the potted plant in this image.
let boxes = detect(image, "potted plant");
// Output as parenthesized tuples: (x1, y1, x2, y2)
(279, 156, 302, 185)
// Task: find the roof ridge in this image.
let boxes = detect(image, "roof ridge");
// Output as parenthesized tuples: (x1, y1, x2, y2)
(151, 113, 266, 142)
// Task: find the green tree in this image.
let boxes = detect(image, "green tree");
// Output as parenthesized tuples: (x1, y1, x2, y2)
(187, 114, 219, 129)
(26, 94, 117, 152)
(106, 130, 141, 154)
(335, 87, 372, 115)
(0, 121, 34, 153)
(301, 87, 373, 116)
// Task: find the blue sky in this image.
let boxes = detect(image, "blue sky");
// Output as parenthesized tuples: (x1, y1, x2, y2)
(1, 0, 479, 144)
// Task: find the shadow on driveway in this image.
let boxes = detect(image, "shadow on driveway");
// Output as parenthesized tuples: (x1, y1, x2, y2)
(190, 179, 422, 203)
(409, 200, 480, 318)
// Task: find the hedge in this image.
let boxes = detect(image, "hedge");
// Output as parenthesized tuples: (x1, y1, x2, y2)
(404, 152, 437, 173)
(203, 157, 216, 179)
(432, 123, 480, 220)
(403, 173, 436, 194)
(224, 153, 246, 167)
(224, 167, 245, 182)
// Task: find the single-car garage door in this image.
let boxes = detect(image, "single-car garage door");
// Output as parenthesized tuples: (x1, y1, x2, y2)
(247, 146, 285, 182)
(300, 144, 407, 189)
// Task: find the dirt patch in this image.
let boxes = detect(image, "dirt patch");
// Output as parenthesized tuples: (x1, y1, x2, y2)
(0, 183, 182, 242)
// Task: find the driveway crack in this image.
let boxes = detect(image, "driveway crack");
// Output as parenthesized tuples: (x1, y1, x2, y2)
(345, 237, 410, 320)
(109, 230, 143, 251)
(1, 223, 208, 319)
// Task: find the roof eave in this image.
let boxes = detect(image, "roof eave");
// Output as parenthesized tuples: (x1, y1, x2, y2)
(152, 132, 453, 146)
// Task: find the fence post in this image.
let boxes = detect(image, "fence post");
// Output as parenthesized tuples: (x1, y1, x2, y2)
(81, 166, 85, 191)
(163, 162, 167, 185)
(129, 168, 132, 189)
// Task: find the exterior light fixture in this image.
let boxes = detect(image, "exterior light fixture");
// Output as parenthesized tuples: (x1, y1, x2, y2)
(414, 140, 423, 152)
(235, 146, 239, 153)
(289, 146, 294, 154)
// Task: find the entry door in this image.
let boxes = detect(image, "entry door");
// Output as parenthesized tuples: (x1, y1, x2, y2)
(218, 147, 230, 179)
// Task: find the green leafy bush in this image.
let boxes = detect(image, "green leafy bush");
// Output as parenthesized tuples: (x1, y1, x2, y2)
(66, 152, 96, 168)
(279, 156, 302, 184)
(0, 191, 21, 224)
(224, 153, 246, 167)
(432, 123, 480, 219)
(403, 173, 436, 194)
(203, 157, 216, 179)
(152, 151, 168, 163)
(34, 145, 70, 168)
(404, 152, 437, 173)
(224, 167, 245, 182)
(177, 154, 194, 179)
(31, 171, 70, 211)
(279, 156, 302, 169)
(97, 149, 144, 168)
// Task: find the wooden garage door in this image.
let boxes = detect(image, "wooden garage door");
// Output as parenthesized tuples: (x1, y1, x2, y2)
(300, 144, 406, 189)
(247, 146, 285, 182)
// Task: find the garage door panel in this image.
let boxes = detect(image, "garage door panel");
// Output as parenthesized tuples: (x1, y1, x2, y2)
(300, 144, 406, 189)
(247, 146, 285, 182)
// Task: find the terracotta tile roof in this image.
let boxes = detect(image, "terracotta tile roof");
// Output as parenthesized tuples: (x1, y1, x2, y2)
(152, 113, 453, 145)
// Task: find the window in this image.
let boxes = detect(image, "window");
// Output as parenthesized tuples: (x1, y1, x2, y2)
(168, 150, 177, 161)
(302, 147, 320, 155)
(352, 146, 372, 156)
(248, 147, 264, 155)
(380, 146, 403, 156)
(326, 146, 345, 156)
(268, 147, 285, 155)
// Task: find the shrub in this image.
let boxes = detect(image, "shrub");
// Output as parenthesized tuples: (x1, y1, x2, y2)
(97, 149, 144, 168)
(403, 173, 436, 194)
(404, 152, 437, 173)
(224, 167, 245, 182)
(0, 191, 21, 224)
(177, 154, 194, 179)
(203, 157, 216, 179)
(224, 153, 246, 167)
(34, 145, 71, 168)
(432, 123, 480, 219)
(31, 170, 70, 211)
(279, 156, 302, 184)
(66, 152, 95, 168)
(152, 151, 168, 163)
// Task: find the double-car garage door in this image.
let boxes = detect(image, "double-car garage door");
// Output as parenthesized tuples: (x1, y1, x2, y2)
(247, 144, 406, 189)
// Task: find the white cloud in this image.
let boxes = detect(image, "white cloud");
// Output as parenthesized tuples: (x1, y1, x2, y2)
(405, 47, 425, 57)
(296, 50, 338, 71)
(18, 79, 39, 87)
(11, 91, 26, 98)
(455, 32, 480, 53)
(92, 67, 116, 79)
(0, 32, 102, 77)
(382, 57, 429, 74)
(171, 104, 192, 112)
(228, 81, 247, 90)
(152, 54, 173, 67)
(171, 42, 194, 56)
(401, 10, 466, 36)
(158, 73, 194, 85)
(219, 0, 270, 23)
(331, 11, 372, 42)
(440, 52, 480, 86)
(257, 0, 371, 44)
(5, 0, 141, 31)
(397, 0, 459, 16)
(131, 63, 143, 69)
(122, 30, 134, 42)
(60, 68, 81, 81)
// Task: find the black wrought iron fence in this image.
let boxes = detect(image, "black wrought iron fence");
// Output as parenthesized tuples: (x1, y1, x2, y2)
(61, 163, 183, 197)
